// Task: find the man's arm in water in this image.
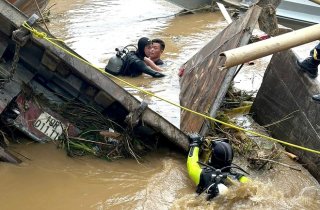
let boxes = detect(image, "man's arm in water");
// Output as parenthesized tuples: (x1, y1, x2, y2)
(187, 146, 202, 185)
(144, 57, 164, 72)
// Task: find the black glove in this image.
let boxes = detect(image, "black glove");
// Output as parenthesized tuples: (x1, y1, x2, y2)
(189, 133, 203, 147)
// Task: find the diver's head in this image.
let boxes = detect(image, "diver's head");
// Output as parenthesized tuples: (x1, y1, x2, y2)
(209, 140, 234, 169)
(137, 37, 152, 59)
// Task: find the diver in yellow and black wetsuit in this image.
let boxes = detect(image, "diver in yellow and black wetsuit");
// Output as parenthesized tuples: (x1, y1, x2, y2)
(297, 42, 320, 79)
(187, 133, 249, 200)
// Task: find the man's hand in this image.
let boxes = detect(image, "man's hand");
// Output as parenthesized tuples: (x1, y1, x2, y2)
(189, 133, 203, 147)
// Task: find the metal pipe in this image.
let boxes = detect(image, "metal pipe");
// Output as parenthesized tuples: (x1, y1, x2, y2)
(219, 23, 320, 70)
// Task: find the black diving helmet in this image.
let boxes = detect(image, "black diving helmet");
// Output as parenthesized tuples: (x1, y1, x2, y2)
(208, 138, 234, 169)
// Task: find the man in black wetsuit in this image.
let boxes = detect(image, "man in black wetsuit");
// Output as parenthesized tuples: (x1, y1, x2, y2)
(120, 37, 165, 77)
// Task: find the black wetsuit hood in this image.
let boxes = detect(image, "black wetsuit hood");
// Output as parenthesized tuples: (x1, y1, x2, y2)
(136, 37, 151, 60)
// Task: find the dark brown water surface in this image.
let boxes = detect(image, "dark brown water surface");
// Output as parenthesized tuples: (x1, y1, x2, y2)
(1, 0, 319, 209)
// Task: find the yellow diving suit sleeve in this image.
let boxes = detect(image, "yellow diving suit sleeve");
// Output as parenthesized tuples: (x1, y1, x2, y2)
(314, 49, 320, 61)
(187, 146, 202, 185)
(239, 176, 250, 183)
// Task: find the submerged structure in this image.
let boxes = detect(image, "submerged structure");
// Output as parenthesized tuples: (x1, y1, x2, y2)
(251, 49, 320, 181)
(0, 0, 189, 162)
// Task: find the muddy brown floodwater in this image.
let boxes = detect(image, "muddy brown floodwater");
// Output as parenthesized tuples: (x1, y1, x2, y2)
(1, 0, 320, 209)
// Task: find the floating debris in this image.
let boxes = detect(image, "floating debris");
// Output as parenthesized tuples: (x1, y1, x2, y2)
(19, 82, 158, 162)
(202, 84, 296, 171)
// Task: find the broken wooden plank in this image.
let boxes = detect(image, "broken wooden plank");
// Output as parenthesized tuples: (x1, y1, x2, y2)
(179, 5, 262, 136)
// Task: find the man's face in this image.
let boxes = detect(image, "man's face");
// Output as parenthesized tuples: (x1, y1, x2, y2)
(150, 43, 163, 59)
(144, 44, 152, 57)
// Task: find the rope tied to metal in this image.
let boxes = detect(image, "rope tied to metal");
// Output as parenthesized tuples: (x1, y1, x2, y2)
(20, 22, 320, 155)
(22, 21, 65, 44)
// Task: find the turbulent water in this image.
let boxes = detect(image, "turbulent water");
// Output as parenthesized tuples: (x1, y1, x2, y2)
(1, 0, 319, 209)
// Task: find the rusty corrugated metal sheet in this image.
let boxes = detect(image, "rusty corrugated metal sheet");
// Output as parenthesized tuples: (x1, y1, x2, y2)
(179, 6, 262, 136)
(8, 0, 50, 17)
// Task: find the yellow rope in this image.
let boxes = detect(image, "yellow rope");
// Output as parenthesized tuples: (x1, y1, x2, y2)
(21, 22, 320, 155)
(22, 22, 66, 43)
